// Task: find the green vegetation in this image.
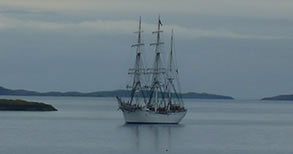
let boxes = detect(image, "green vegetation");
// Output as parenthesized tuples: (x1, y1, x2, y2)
(0, 99, 57, 111)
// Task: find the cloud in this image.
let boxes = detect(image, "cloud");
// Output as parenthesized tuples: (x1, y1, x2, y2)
(0, 0, 293, 18)
(0, 15, 285, 40)
(0, 1, 292, 98)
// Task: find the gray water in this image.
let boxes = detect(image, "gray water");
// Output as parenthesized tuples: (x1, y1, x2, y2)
(1, 96, 293, 154)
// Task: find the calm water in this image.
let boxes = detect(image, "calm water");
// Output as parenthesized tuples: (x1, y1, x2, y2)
(1, 96, 293, 154)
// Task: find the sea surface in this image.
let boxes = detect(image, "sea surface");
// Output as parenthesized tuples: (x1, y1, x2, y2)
(1, 96, 293, 154)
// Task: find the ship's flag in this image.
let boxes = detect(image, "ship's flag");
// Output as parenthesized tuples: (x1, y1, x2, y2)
(159, 19, 163, 26)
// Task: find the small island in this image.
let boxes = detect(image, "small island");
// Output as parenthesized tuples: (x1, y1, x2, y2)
(262, 94, 293, 101)
(0, 99, 57, 111)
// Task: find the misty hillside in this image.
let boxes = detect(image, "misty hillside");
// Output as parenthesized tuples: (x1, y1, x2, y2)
(0, 86, 233, 99)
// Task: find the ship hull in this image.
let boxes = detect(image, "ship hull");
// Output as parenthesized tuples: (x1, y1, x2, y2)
(121, 109, 187, 124)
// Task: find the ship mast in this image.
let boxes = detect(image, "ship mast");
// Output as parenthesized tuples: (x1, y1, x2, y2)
(167, 29, 184, 108)
(148, 16, 165, 109)
(169, 29, 174, 74)
(167, 29, 174, 109)
(128, 16, 146, 105)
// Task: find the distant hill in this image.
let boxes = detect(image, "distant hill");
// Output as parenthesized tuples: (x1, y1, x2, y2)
(262, 94, 293, 101)
(181, 92, 233, 99)
(0, 86, 233, 100)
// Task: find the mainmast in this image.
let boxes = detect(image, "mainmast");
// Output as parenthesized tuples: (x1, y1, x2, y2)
(150, 16, 164, 78)
(149, 16, 165, 108)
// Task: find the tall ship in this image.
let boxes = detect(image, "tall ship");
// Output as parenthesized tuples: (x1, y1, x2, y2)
(116, 16, 187, 124)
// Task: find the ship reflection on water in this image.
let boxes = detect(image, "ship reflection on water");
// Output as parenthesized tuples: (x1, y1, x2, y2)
(121, 124, 184, 153)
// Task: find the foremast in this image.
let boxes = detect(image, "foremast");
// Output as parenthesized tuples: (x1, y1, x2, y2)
(128, 16, 146, 105)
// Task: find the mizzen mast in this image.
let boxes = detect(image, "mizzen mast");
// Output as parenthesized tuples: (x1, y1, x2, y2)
(167, 29, 174, 108)
(167, 29, 184, 109)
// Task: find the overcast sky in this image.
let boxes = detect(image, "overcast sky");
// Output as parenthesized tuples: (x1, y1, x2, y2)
(0, 0, 293, 99)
